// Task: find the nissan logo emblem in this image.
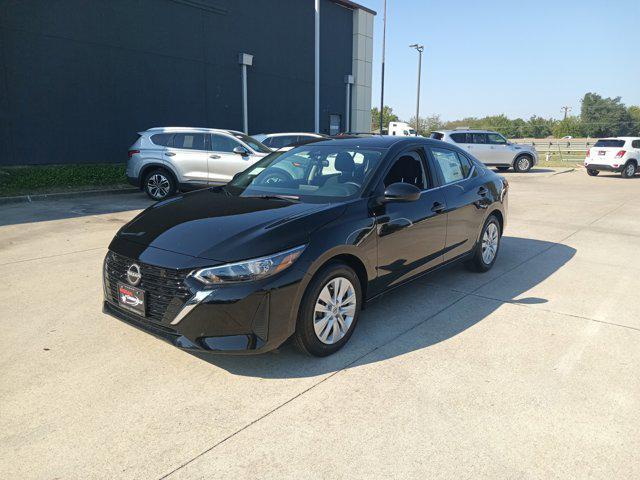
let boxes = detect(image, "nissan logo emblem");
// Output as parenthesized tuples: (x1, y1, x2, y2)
(126, 264, 142, 286)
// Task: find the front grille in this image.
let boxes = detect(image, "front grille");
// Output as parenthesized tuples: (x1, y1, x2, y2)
(104, 251, 191, 323)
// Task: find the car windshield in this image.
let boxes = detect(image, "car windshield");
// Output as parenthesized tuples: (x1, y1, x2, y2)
(593, 139, 625, 148)
(231, 132, 271, 153)
(225, 145, 386, 202)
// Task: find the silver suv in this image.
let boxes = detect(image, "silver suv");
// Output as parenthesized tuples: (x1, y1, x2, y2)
(430, 129, 538, 172)
(127, 127, 271, 200)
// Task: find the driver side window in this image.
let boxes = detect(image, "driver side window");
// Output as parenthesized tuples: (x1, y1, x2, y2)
(383, 152, 426, 190)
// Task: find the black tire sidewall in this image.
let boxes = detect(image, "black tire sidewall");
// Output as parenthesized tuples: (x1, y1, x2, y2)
(472, 216, 501, 272)
(587, 169, 599, 176)
(513, 155, 532, 173)
(295, 263, 362, 357)
(621, 162, 636, 178)
(144, 168, 176, 200)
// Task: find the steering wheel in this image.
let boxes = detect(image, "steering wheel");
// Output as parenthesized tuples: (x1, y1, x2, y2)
(256, 169, 293, 186)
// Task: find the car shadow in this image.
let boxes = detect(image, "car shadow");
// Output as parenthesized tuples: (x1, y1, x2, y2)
(189, 236, 576, 379)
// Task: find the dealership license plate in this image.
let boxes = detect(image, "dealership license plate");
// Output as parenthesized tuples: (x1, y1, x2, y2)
(117, 282, 146, 317)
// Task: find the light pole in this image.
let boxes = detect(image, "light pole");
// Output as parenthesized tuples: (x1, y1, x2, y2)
(238, 53, 253, 134)
(379, 0, 387, 134)
(409, 44, 423, 136)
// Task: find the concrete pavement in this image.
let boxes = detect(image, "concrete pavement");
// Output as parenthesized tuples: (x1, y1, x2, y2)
(1, 168, 639, 479)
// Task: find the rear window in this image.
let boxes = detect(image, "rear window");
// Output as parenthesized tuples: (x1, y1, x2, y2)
(150, 133, 173, 146)
(450, 133, 470, 143)
(172, 133, 206, 150)
(429, 132, 444, 140)
(594, 139, 625, 148)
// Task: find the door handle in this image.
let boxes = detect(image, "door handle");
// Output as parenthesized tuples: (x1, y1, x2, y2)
(164, 152, 175, 157)
(210, 154, 221, 159)
(477, 186, 488, 196)
(431, 202, 445, 213)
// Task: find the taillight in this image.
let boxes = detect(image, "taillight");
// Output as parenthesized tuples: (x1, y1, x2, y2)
(615, 150, 626, 158)
(128, 149, 140, 159)
(586, 148, 590, 157)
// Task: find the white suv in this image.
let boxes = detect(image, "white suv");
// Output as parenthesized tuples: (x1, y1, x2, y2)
(584, 137, 640, 178)
(430, 129, 538, 172)
(127, 127, 271, 200)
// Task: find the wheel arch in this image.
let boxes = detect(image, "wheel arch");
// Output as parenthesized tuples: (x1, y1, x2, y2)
(139, 162, 179, 188)
(512, 151, 534, 166)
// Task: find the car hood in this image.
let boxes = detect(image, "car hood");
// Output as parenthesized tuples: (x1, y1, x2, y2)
(114, 189, 345, 262)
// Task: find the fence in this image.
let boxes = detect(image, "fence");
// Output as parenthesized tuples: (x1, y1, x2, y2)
(511, 138, 594, 162)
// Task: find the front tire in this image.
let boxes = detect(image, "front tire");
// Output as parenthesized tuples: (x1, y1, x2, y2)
(513, 155, 533, 173)
(466, 215, 501, 273)
(144, 168, 176, 200)
(621, 161, 637, 178)
(293, 262, 362, 357)
(587, 169, 599, 176)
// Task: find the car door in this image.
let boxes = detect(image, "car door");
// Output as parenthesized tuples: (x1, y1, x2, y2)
(486, 132, 513, 165)
(428, 146, 491, 262)
(373, 148, 447, 291)
(163, 132, 209, 186)
(465, 133, 492, 164)
(208, 133, 253, 184)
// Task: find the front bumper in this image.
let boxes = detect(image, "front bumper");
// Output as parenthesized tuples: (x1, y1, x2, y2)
(103, 258, 307, 354)
(584, 163, 622, 172)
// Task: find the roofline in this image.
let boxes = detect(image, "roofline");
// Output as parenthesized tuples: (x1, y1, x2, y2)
(330, 0, 376, 15)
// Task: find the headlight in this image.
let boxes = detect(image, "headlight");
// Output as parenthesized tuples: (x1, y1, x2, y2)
(191, 245, 306, 285)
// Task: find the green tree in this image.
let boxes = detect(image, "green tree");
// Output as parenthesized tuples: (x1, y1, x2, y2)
(371, 106, 399, 133)
(407, 114, 443, 135)
(522, 116, 556, 138)
(552, 116, 583, 138)
(628, 106, 640, 136)
(581, 92, 633, 137)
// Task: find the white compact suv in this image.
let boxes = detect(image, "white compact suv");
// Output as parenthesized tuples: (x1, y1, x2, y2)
(430, 129, 538, 172)
(127, 127, 271, 200)
(584, 137, 640, 178)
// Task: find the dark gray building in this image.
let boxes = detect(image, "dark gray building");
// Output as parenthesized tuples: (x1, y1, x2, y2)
(0, 0, 374, 166)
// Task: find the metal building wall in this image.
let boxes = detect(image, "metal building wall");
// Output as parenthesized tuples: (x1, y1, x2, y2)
(0, 0, 354, 165)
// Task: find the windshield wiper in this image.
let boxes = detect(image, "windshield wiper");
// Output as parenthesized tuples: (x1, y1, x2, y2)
(247, 194, 300, 202)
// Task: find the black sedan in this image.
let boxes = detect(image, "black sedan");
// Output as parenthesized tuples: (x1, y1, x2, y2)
(103, 136, 508, 356)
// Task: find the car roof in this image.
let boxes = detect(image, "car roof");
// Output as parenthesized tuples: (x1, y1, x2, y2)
(435, 129, 497, 134)
(298, 135, 442, 149)
(258, 132, 325, 137)
(143, 127, 239, 135)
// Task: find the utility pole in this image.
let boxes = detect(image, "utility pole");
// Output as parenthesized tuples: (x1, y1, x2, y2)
(379, 0, 387, 135)
(409, 44, 424, 136)
(314, 0, 320, 133)
(561, 105, 571, 120)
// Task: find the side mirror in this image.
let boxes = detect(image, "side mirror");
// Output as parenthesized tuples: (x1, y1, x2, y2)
(382, 182, 421, 203)
(233, 146, 249, 156)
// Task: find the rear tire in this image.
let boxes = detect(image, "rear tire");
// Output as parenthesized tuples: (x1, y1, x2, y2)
(144, 168, 176, 200)
(293, 262, 362, 357)
(496, 166, 510, 172)
(513, 155, 533, 173)
(621, 161, 637, 178)
(466, 215, 501, 273)
(586, 169, 599, 176)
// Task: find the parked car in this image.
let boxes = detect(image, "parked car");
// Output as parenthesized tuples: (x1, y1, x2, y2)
(104, 136, 508, 357)
(430, 129, 538, 172)
(127, 127, 272, 200)
(584, 137, 640, 178)
(252, 132, 328, 149)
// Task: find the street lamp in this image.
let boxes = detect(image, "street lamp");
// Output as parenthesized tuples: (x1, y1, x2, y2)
(409, 44, 424, 136)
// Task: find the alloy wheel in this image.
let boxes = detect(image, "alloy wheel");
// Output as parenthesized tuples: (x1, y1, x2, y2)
(626, 164, 635, 177)
(147, 174, 170, 199)
(313, 277, 356, 345)
(481, 223, 499, 264)
(517, 156, 531, 171)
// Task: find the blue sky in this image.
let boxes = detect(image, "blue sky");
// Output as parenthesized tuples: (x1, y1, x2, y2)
(363, 0, 640, 121)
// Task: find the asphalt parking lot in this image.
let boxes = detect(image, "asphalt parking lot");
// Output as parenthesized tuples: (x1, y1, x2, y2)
(2, 167, 639, 479)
